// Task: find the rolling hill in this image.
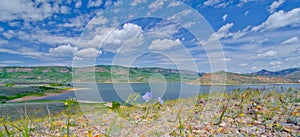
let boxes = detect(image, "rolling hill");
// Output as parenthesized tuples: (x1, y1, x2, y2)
(189, 71, 294, 85)
(0, 66, 299, 84)
(0, 66, 201, 84)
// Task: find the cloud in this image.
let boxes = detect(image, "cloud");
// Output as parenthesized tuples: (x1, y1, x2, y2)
(149, 0, 165, 12)
(0, 0, 61, 21)
(168, 1, 181, 7)
(252, 8, 300, 31)
(0, 60, 23, 64)
(49, 44, 77, 56)
(75, 48, 101, 59)
(148, 39, 181, 51)
(60, 6, 69, 14)
(103, 23, 143, 52)
(220, 57, 231, 61)
(238, 63, 248, 67)
(251, 66, 257, 70)
(281, 36, 299, 45)
(75, 1, 82, 8)
(86, 23, 144, 54)
(268, 0, 285, 13)
(257, 50, 277, 57)
(270, 61, 282, 66)
(0, 47, 52, 60)
(147, 21, 181, 36)
(222, 14, 228, 21)
(2, 30, 14, 39)
(200, 23, 234, 46)
(244, 10, 250, 15)
(238, 0, 258, 6)
(131, 0, 147, 6)
(231, 25, 251, 40)
(87, 0, 103, 8)
(203, 0, 231, 8)
(0, 39, 8, 45)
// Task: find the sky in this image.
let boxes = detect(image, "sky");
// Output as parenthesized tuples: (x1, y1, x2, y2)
(0, 0, 300, 73)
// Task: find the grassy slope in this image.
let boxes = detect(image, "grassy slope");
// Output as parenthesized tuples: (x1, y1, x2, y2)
(0, 66, 199, 83)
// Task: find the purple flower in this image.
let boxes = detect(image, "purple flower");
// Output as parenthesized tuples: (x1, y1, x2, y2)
(157, 97, 164, 104)
(142, 92, 152, 102)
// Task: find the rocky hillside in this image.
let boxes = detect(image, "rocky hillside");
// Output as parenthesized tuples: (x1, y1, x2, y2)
(190, 71, 294, 85)
(252, 68, 300, 82)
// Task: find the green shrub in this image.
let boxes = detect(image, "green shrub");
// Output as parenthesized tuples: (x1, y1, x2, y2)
(49, 83, 63, 87)
(111, 101, 120, 110)
(5, 83, 15, 87)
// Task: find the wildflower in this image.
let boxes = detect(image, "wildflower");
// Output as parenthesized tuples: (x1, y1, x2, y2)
(239, 113, 245, 117)
(64, 101, 68, 106)
(142, 92, 152, 102)
(157, 97, 164, 104)
(87, 130, 93, 137)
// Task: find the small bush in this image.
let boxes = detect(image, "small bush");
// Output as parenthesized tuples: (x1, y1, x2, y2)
(49, 83, 63, 87)
(111, 101, 120, 110)
(5, 83, 15, 87)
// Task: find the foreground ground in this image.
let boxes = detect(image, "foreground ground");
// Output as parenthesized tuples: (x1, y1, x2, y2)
(0, 87, 299, 136)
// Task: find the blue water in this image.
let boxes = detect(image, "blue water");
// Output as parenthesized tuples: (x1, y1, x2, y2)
(39, 83, 300, 103)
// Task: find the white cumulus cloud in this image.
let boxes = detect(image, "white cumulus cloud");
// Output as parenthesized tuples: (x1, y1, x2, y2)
(49, 44, 77, 56)
(252, 8, 300, 31)
(149, 39, 181, 51)
(75, 48, 101, 58)
(86, 23, 144, 53)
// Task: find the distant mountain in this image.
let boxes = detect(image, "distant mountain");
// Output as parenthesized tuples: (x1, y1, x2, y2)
(252, 68, 300, 82)
(0, 66, 202, 84)
(189, 71, 293, 85)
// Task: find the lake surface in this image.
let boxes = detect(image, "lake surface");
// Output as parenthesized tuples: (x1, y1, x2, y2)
(40, 83, 300, 103)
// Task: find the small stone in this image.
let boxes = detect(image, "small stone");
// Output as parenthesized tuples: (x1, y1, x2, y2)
(219, 122, 226, 127)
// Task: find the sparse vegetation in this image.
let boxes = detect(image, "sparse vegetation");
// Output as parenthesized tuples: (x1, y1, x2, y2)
(0, 87, 299, 136)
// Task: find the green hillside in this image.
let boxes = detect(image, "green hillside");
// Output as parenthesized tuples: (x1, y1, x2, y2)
(0, 66, 200, 84)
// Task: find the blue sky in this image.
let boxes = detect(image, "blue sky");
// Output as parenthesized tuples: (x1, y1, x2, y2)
(0, 0, 300, 73)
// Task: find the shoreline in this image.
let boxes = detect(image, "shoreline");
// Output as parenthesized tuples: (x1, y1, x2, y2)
(7, 88, 88, 102)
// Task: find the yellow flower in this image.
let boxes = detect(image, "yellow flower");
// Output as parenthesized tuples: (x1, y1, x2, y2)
(275, 123, 280, 127)
(239, 113, 245, 117)
(64, 102, 68, 106)
(218, 127, 223, 132)
(87, 130, 93, 137)
(269, 123, 273, 127)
